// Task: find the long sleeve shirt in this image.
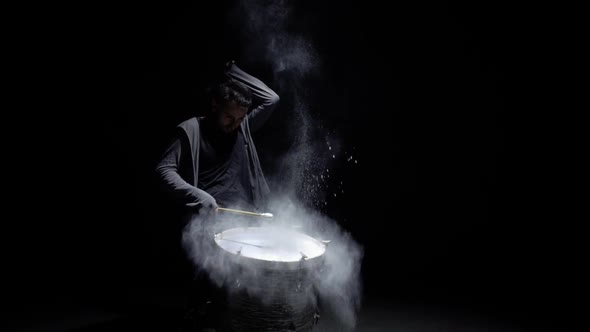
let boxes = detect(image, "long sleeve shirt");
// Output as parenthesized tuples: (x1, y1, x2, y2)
(155, 63, 280, 213)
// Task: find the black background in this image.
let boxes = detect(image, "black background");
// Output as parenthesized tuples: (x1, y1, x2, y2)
(7, 1, 578, 331)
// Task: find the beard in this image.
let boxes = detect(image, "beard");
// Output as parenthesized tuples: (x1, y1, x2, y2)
(221, 125, 236, 134)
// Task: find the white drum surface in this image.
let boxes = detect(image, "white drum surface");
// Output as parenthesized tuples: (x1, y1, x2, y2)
(214, 227, 325, 262)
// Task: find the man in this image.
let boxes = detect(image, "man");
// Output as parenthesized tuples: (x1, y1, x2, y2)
(155, 61, 279, 215)
(154, 61, 280, 330)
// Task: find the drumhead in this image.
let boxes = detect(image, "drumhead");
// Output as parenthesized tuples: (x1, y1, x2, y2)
(214, 227, 326, 263)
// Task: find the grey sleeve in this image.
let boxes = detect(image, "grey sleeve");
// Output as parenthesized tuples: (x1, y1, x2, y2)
(225, 62, 280, 133)
(154, 133, 217, 211)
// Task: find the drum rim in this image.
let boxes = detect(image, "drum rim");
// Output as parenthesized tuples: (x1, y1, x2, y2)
(214, 226, 327, 267)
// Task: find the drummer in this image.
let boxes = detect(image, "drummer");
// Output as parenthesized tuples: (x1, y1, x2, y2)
(155, 60, 279, 219)
(154, 60, 280, 330)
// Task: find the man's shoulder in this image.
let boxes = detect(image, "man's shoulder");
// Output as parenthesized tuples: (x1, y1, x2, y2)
(178, 116, 199, 127)
(176, 117, 203, 145)
(177, 117, 202, 133)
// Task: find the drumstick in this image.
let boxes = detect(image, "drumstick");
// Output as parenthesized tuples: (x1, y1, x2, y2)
(217, 207, 274, 218)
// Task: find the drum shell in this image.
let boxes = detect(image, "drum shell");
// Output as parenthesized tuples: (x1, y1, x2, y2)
(212, 228, 326, 331)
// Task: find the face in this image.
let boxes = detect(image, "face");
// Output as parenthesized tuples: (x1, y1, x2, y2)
(213, 100, 248, 134)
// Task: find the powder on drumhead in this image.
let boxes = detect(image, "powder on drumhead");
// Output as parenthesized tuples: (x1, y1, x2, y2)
(182, 198, 363, 331)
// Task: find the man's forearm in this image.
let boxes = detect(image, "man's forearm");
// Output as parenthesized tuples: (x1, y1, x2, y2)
(155, 165, 199, 205)
(226, 62, 280, 132)
(226, 63, 279, 104)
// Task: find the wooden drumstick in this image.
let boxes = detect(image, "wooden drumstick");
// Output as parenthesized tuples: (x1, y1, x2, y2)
(217, 207, 274, 218)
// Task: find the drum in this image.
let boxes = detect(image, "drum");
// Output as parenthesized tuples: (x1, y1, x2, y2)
(213, 226, 327, 332)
